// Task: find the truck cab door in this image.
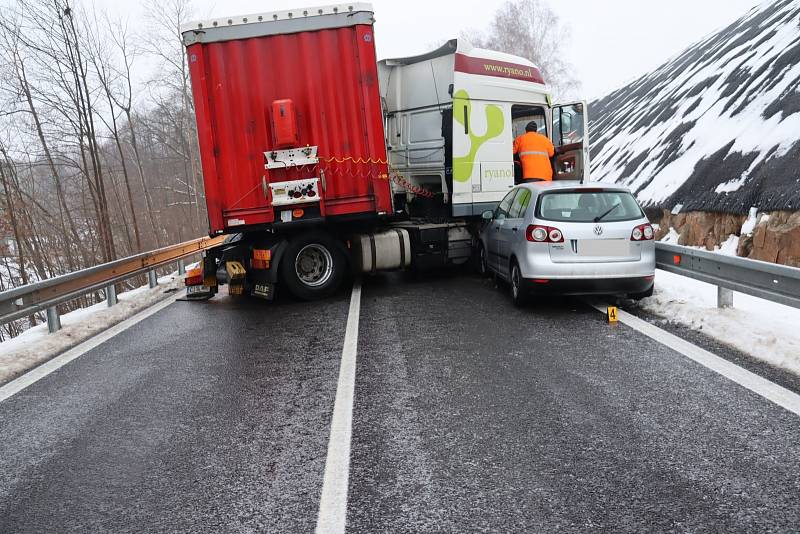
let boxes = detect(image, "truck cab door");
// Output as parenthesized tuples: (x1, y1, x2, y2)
(551, 102, 589, 182)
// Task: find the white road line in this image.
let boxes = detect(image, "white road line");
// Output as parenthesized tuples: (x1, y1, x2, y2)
(316, 281, 362, 534)
(0, 291, 183, 404)
(592, 303, 800, 417)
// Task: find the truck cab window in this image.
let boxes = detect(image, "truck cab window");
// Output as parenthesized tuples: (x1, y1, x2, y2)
(553, 103, 585, 147)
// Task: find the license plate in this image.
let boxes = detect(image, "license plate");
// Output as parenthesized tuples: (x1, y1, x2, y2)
(187, 284, 210, 295)
(252, 283, 274, 300)
(579, 239, 630, 256)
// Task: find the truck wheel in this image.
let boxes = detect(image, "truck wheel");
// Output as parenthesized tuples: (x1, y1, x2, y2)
(280, 232, 347, 301)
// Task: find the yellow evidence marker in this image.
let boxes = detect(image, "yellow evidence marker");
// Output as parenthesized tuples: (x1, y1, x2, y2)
(607, 306, 619, 323)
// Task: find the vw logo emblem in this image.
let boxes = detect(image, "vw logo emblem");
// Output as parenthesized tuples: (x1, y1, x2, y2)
(593, 225, 603, 236)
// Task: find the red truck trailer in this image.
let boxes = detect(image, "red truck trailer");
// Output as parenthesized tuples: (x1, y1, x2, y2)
(185, 6, 392, 234)
(181, 3, 586, 300)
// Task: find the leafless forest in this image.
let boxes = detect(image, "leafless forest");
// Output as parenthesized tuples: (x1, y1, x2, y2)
(0, 0, 206, 338)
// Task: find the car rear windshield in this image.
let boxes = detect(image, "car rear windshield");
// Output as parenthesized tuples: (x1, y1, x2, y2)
(535, 190, 644, 222)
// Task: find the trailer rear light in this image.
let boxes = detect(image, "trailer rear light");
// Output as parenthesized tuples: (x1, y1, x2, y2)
(526, 225, 564, 243)
(292, 208, 305, 218)
(631, 223, 654, 241)
(252, 248, 271, 270)
(185, 266, 203, 286)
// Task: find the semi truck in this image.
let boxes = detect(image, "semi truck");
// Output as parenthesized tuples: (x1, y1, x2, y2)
(180, 2, 589, 300)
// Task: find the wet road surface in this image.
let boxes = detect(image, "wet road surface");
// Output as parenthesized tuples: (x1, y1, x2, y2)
(1, 272, 799, 532)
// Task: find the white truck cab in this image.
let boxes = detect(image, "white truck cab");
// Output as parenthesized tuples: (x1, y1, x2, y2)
(379, 39, 588, 217)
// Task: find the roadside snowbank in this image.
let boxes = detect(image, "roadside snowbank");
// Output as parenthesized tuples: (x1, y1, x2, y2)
(0, 274, 184, 384)
(636, 269, 800, 376)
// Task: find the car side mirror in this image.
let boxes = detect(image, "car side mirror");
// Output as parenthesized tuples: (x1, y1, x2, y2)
(481, 210, 493, 220)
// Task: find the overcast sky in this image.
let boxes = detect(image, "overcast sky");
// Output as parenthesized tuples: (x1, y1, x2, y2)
(107, 0, 763, 100)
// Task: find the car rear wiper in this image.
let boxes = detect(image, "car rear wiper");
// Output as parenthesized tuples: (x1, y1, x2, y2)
(594, 203, 620, 222)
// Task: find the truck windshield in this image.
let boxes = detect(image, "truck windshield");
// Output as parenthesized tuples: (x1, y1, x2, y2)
(536, 190, 644, 222)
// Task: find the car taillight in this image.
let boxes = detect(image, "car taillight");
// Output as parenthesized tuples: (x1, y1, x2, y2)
(631, 223, 654, 241)
(526, 225, 564, 243)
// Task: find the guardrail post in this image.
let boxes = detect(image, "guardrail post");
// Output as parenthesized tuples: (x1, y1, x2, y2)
(717, 286, 733, 308)
(46, 306, 61, 333)
(148, 270, 158, 288)
(177, 259, 185, 275)
(106, 284, 117, 307)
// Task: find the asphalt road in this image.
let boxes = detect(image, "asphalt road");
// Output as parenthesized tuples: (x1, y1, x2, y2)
(1, 272, 799, 532)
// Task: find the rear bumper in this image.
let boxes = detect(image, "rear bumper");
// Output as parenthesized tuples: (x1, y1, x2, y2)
(522, 276, 654, 296)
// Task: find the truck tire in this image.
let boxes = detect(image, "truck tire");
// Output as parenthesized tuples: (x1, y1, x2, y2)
(280, 232, 347, 301)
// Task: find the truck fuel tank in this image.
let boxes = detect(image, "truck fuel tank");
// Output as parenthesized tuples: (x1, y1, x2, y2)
(352, 229, 412, 273)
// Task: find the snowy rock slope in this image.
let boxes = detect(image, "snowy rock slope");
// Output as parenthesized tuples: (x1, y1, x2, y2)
(590, 0, 800, 214)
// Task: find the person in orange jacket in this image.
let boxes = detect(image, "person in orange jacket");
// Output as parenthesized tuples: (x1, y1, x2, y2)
(513, 121, 555, 182)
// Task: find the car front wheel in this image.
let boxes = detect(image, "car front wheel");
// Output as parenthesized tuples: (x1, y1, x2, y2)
(476, 243, 489, 277)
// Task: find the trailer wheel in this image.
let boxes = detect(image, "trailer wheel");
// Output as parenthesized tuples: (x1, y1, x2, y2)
(280, 232, 347, 300)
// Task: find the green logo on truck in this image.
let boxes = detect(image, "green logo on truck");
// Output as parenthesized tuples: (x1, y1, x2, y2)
(453, 89, 504, 182)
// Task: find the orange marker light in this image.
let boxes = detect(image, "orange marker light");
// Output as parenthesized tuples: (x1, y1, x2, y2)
(293, 208, 305, 218)
(673, 255, 681, 265)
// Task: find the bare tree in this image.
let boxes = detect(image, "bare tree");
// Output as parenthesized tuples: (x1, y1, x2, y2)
(0, 0, 209, 339)
(84, 11, 144, 252)
(142, 0, 203, 227)
(468, 0, 581, 99)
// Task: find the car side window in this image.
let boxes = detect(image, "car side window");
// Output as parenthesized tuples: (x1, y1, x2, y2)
(508, 189, 531, 219)
(494, 189, 518, 220)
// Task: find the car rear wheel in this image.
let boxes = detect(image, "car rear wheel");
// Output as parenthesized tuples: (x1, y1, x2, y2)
(628, 285, 654, 301)
(280, 232, 347, 301)
(510, 261, 527, 307)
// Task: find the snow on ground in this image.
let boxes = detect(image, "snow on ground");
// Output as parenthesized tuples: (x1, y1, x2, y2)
(717, 235, 740, 256)
(0, 274, 184, 385)
(636, 269, 800, 376)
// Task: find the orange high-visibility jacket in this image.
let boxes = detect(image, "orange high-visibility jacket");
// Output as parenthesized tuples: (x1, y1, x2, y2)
(513, 131, 555, 180)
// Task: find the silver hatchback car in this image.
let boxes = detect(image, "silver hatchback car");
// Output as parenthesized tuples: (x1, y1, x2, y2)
(478, 182, 656, 305)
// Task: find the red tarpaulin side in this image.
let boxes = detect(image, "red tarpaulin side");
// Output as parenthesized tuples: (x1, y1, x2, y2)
(187, 23, 391, 234)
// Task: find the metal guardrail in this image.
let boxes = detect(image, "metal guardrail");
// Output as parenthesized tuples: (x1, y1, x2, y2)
(656, 242, 800, 310)
(4, 237, 797, 336)
(0, 235, 226, 333)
